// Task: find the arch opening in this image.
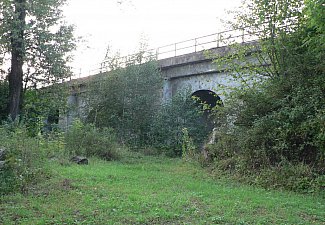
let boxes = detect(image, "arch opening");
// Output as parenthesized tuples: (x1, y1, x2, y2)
(191, 90, 223, 131)
(191, 90, 223, 111)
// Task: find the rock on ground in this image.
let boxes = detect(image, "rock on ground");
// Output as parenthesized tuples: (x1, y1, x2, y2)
(70, 156, 88, 165)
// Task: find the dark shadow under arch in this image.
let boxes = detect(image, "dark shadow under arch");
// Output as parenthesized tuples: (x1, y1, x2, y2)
(191, 89, 223, 131)
(191, 90, 223, 110)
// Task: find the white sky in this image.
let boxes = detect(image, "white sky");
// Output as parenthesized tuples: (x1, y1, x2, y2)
(63, 0, 241, 77)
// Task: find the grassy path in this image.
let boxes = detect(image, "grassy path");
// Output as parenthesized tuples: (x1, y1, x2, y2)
(1, 156, 324, 224)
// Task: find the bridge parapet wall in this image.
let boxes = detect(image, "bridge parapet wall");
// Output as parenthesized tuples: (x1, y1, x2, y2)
(160, 42, 260, 102)
(159, 42, 259, 79)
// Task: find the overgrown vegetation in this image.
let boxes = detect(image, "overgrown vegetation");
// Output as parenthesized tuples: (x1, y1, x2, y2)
(85, 56, 210, 156)
(65, 120, 125, 161)
(0, 119, 127, 195)
(22, 84, 69, 137)
(0, 125, 61, 194)
(149, 91, 210, 156)
(205, 0, 325, 193)
(86, 59, 162, 147)
(0, 58, 210, 193)
(0, 0, 323, 201)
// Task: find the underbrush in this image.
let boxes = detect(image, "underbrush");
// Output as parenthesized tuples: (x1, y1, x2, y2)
(65, 120, 127, 161)
(148, 92, 210, 157)
(201, 66, 325, 194)
(206, 132, 325, 195)
(0, 119, 129, 195)
(0, 126, 59, 194)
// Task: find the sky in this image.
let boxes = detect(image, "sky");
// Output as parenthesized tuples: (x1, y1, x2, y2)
(63, 0, 242, 77)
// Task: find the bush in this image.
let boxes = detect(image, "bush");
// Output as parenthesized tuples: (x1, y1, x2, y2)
(207, 133, 239, 161)
(86, 60, 162, 148)
(65, 120, 123, 160)
(206, 73, 325, 193)
(22, 86, 68, 137)
(85, 61, 210, 157)
(0, 126, 49, 194)
(148, 92, 210, 157)
(253, 162, 325, 193)
(204, 0, 325, 193)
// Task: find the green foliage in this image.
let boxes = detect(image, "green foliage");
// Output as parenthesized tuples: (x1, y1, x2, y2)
(0, 125, 62, 194)
(0, 0, 76, 120)
(83, 57, 210, 156)
(0, 80, 9, 121)
(0, 0, 76, 87)
(208, 76, 325, 193)
(149, 92, 210, 156)
(86, 60, 162, 148)
(65, 120, 123, 161)
(253, 162, 325, 193)
(303, 0, 325, 65)
(207, 133, 239, 162)
(181, 128, 196, 159)
(0, 83, 69, 135)
(206, 0, 325, 192)
(22, 84, 68, 136)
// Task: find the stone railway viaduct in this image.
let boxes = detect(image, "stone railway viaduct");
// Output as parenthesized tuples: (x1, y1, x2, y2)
(60, 30, 260, 128)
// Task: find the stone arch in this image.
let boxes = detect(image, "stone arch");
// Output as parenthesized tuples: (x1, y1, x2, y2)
(191, 89, 223, 131)
(191, 89, 223, 110)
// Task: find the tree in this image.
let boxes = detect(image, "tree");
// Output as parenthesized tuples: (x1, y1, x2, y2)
(0, 0, 76, 120)
(206, 0, 325, 191)
(86, 56, 163, 147)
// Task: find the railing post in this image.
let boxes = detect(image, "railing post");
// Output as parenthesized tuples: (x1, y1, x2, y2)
(156, 47, 159, 60)
(175, 43, 177, 57)
(217, 33, 220, 47)
(242, 29, 245, 43)
(100, 62, 103, 74)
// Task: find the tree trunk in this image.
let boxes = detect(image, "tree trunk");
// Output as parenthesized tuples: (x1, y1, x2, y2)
(8, 0, 26, 121)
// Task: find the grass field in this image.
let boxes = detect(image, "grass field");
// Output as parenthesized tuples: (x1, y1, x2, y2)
(1, 155, 324, 224)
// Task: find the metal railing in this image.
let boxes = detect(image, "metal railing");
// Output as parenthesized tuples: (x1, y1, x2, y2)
(73, 19, 297, 78)
(155, 28, 256, 59)
(79, 28, 259, 77)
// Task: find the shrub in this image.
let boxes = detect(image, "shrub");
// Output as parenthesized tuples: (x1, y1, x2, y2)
(0, 126, 49, 194)
(207, 133, 239, 161)
(204, 0, 325, 193)
(181, 127, 196, 160)
(65, 120, 122, 160)
(148, 92, 210, 157)
(86, 60, 162, 148)
(84, 60, 210, 156)
(252, 161, 324, 193)
(22, 86, 68, 137)
(207, 73, 325, 193)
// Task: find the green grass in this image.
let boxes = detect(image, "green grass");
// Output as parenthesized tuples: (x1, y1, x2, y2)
(1, 156, 324, 224)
